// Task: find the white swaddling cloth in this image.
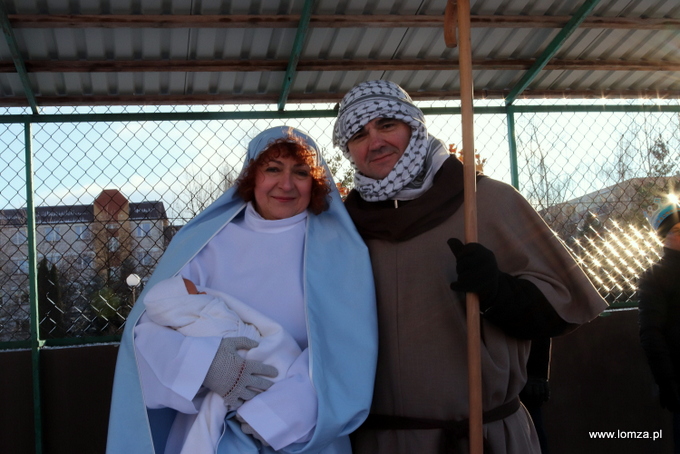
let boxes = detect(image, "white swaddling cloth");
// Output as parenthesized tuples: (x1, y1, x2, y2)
(142, 274, 302, 454)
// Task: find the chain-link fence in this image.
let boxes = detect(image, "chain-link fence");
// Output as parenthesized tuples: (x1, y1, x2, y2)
(1, 100, 679, 346)
(512, 106, 679, 307)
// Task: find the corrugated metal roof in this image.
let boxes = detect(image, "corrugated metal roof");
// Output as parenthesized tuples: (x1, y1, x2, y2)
(0, 0, 678, 109)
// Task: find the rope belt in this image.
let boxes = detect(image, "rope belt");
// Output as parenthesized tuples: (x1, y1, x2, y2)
(361, 397, 521, 451)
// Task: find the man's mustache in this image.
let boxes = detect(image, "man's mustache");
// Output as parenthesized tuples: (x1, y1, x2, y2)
(368, 147, 396, 158)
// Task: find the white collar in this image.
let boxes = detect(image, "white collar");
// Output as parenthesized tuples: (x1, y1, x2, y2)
(243, 202, 308, 233)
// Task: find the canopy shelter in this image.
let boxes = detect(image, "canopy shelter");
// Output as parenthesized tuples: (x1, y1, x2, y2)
(0, 0, 678, 114)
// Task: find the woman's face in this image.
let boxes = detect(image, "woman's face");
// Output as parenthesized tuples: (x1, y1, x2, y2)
(253, 154, 313, 220)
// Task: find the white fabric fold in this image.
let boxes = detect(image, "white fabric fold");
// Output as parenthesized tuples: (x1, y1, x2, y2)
(143, 275, 302, 454)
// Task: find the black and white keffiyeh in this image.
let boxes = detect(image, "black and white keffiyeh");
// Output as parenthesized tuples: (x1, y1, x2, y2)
(333, 80, 449, 202)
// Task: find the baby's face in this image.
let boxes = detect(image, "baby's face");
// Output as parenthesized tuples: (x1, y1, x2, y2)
(182, 278, 204, 295)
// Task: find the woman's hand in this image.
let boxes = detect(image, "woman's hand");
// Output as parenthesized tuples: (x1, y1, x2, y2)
(236, 414, 271, 447)
(203, 337, 279, 411)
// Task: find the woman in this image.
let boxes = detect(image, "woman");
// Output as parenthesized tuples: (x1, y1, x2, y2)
(107, 126, 378, 454)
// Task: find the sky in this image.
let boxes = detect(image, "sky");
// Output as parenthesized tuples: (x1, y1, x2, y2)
(1, 98, 678, 224)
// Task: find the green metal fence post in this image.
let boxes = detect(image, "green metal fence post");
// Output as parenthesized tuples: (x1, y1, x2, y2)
(505, 105, 520, 190)
(24, 122, 43, 454)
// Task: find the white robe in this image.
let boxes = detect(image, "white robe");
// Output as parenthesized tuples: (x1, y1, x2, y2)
(140, 273, 302, 454)
(135, 205, 317, 452)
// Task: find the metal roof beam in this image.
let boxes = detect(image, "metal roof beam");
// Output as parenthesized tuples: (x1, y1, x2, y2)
(8, 14, 679, 31)
(0, 2, 38, 114)
(277, 0, 313, 111)
(6, 58, 678, 73)
(0, 88, 676, 108)
(504, 0, 602, 106)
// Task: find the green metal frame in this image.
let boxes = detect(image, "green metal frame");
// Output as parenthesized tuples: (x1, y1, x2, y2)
(505, 105, 520, 190)
(2, 98, 679, 454)
(24, 123, 43, 454)
(2, 103, 677, 126)
(502, 0, 603, 186)
(0, 3, 39, 114)
(277, 0, 315, 111)
(504, 0, 602, 106)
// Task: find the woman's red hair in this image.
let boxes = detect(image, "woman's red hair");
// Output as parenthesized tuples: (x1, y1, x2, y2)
(237, 136, 331, 215)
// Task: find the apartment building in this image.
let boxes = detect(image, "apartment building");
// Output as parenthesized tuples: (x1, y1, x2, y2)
(0, 189, 170, 341)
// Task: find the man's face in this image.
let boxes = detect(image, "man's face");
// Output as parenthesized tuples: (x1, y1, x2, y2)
(664, 222, 680, 251)
(346, 117, 412, 180)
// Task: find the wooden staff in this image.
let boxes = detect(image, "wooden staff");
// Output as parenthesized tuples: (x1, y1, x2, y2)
(446, 0, 483, 452)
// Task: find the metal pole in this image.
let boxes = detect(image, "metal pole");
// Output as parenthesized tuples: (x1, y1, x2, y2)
(505, 0, 602, 105)
(0, 2, 39, 114)
(25, 122, 43, 454)
(277, 0, 314, 111)
(0, 103, 676, 127)
(506, 105, 520, 190)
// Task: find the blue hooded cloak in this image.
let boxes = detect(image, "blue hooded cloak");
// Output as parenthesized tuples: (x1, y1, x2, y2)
(107, 126, 378, 453)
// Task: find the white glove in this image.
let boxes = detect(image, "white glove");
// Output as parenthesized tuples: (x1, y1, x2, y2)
(203, 337, 278, 411)
(236, 414, 270, 447)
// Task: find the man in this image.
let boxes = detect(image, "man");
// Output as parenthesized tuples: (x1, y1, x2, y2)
(520, 337, 552, 454)
(332, 80, 607, 453)
(638, 195, 680, 453)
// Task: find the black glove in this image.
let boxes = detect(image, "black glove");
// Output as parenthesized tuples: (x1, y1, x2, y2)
(447, 238, 502, 310)
(203, 337, 278, 411)
(659, 381, 680, 412)
(447, 238, 572, 339)
(520, 376, 551, 407)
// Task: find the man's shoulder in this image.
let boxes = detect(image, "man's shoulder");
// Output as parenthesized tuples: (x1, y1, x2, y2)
(476, 175, 518, 192)
(475, 176, 526, 206)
